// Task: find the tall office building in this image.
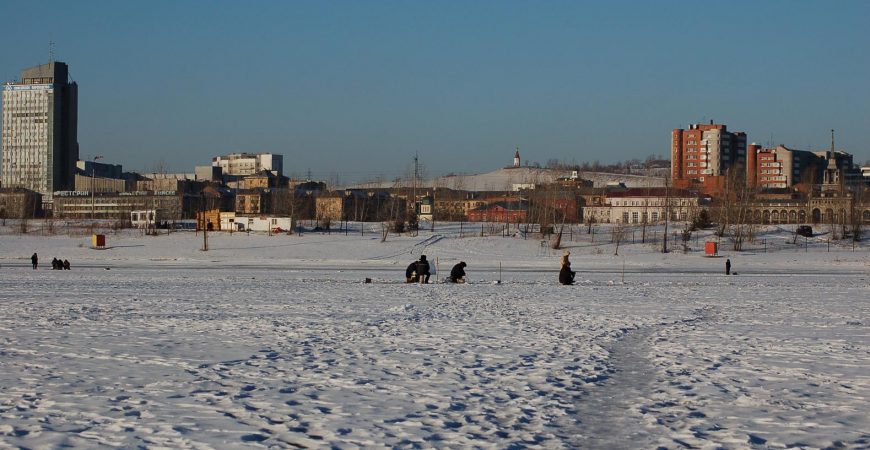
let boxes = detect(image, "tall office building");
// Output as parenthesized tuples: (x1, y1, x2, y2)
(671, 121, 747, 194)
(1, 61, 79, 208)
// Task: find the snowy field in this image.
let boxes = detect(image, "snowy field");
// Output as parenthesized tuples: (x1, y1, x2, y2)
(1, 222, 868, 449)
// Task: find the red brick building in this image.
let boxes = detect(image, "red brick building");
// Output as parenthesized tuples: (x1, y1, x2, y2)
(671, 121, 747, 196)
(467, 201, 529, 222)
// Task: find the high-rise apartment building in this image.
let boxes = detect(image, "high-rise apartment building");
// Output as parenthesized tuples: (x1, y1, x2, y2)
(671, 121, 747, 194)
(746, 130, 861, 192)
(747, 144, 822, 190)
(1, 61, 79, 208)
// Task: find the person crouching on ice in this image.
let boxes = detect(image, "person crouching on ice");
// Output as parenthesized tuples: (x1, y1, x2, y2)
(449, 261, 467, 283)
(405, 261, 419, 283)
(416, 255, 431, 284)
(559, 256, 576, 285)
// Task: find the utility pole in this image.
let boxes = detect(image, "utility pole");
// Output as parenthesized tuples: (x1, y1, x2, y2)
(200, 192, 209, 251)
(431, 187, 436, 232)
(412, 154, 418, 235)
(91, 155, 103, 219)
(662, 176, 670, 253)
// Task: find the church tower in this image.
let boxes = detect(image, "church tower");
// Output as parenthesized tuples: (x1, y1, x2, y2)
(513, 147, 520, 168)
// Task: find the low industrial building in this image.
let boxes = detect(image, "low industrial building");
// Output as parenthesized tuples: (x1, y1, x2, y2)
(52, 190, 191, 221)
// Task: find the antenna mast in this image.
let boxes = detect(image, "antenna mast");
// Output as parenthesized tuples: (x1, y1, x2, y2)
(48, 41, 55, 63)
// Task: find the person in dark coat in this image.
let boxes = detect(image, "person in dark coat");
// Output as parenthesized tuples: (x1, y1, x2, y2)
(405, 261, 418, 283)
(416, 255, 431, 284)
(63, 259, 71, 270)
(449, 261, 467, 283)
(725, 258, 731, 275)
(559, 261, 576, 285)
(51, 257, 59, 270)
(31, 253, 38, 270)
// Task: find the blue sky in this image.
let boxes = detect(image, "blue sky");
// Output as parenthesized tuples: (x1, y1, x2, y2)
(2, 1, 868, 182)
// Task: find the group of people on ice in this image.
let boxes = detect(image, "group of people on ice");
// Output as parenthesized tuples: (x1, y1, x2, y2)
(405, 255, 467, 284)
(404, 251, 575, 285)
(52, 257, 71, 270)
(30, 253, 71, 270)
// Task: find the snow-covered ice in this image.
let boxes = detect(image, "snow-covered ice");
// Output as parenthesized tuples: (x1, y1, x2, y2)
(1, 223, 868, 448)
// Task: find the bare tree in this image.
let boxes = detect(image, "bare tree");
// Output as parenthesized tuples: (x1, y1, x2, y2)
(719, 168, 755, 251)
(661, 175, 672, 253)
(612, 222, 626, 256)
(850, 189, 864, 242)
(680, 223, 692, 253)
(551, 224, 563, 250)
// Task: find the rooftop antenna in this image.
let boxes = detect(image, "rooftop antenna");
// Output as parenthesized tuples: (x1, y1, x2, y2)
(830, 129, 835, 153)
(48, 41, 55, 63)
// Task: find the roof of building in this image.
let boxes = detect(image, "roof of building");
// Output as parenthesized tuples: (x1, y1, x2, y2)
(604, 188, 698, 198)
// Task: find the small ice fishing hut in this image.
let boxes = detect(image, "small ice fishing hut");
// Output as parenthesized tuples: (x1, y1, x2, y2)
(704, 241, 718, 256)
(92, 234, 106, 249)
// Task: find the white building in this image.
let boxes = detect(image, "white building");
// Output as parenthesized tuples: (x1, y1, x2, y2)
(583, 188, 701, 224)
(1, 62, 79, 208)
(219, 212, 295, 232)
(212, 153, 283, 177)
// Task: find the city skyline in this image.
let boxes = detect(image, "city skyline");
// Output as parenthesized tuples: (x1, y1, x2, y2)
(1, 1, 869, 182)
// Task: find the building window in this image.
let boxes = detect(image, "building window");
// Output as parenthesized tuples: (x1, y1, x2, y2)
(632, 212, 639, 223)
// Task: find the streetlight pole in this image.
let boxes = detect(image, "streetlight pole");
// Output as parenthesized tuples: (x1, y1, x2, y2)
(91, 155, 103, 219)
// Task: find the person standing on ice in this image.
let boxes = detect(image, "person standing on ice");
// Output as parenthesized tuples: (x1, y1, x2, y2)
(725, 258, 731, 275)
(416, 255, 431, 284)
(449, 261, 467, 283)
(405, 261, 418, 283)
(31, 253, 38, 269)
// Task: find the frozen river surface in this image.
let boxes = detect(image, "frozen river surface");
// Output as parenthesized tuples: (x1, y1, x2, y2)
(1, 228, 868, 448)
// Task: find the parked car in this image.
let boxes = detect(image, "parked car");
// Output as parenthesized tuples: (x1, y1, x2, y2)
(796, 225, 813, 237)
